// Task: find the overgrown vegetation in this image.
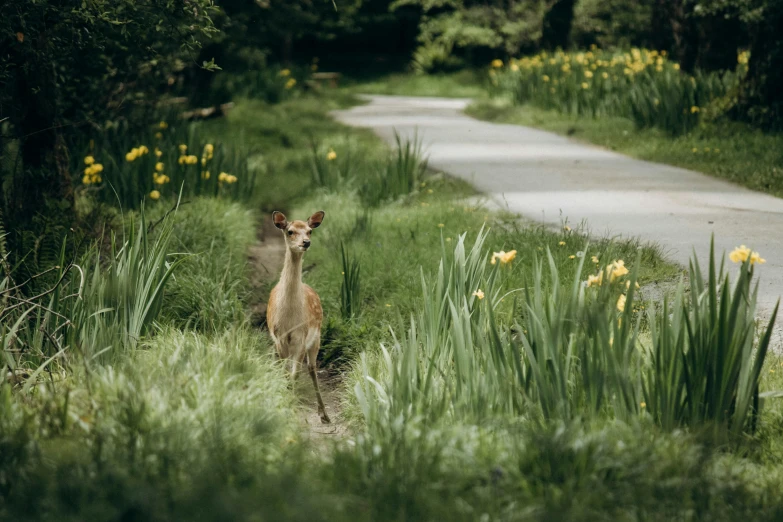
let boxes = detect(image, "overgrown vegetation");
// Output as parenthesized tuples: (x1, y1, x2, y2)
(488, 48, 746, 135)
(4, 0, 783, 518)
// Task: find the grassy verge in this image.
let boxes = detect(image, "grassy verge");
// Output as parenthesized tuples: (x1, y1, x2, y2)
(467, 99, 783, 197)
(344, 70, 487, 98)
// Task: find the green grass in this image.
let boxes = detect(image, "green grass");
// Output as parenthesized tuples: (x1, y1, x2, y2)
(345, 70, 488, 98)
(8, 88, 783, 522)
(468, 96, 783, 198)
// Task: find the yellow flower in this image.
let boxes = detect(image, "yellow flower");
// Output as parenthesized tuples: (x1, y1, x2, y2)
(692, 147, 698, 153)
(84, 155, 95, 165)
(490, 250, 517, 265)
(542, 75, 550, 82)
(581, 82, 589, 89)
(473, 289, 485, 300)
(202, 170, 210, 180)
(155, 132, 163, 140)
(569, 255, 576, 259)
(326, 149, 337, 161)
(285, 78, 297, 89)
(729, 245, 765, 265)
(153, 173, 170, 185)
(586, 272, 604, 287)
(437, 223, 445, 228)
(491, 59, 503, 68)
(602, 72, 609, 79)
(149, 190, 161, 200)
(179, 144, 188, 154)
(204, 143, 214, 156)
(155, 162, 164, 172)
(584, 70, 594, 78)
(279, 69, 291, 77)
(690, 106, 700, 114)
(591, 255, 599, 264)
(640, 401, 646, 409)
(510, 63, 519, 71)
(137, 145, 149, 155)
(607, 260, 629, 281)
(625, 280, 640, 290)
(218, 172, 228, 182)
(155, 148, 162, 158)
(564, 225, 571, 231)
(82, 175, 90, 185)
(126, 149, 138, 162)
(558, 241, 566, 246)
(159, 121, 168, 129)
(617, 294, 626, 312)
(178, 155, 198, 165)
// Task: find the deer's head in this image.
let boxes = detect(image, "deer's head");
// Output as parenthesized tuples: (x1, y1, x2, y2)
(273, 210, 325, 254)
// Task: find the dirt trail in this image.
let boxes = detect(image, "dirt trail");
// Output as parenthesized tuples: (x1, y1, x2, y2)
(249, 217, 349, 445)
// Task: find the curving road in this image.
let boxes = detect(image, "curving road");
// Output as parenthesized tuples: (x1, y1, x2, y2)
(333, 95, 783, 324)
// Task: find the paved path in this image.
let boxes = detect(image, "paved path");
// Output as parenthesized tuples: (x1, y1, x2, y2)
(334, 95, 783, 323)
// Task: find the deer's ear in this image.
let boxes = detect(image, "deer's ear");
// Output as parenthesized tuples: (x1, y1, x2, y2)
(273, 211, 288, 230)
(308, 211, 325, 229)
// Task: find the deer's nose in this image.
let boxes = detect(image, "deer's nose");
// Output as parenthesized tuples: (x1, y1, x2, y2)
(303, 239, 311, 248)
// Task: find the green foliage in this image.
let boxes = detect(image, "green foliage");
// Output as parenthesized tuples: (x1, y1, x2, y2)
(1, 204, 181, 386)
(359, 132, 428, 206)
(572, 0, 655, 48)
(0, 0, 218, 232)
(0, 327, 317, 521)
(491, 47, 745, 135)
(644, 240, 777, 436)
(393, 0, 548, 72)
(352, 229, 776, 438)
(340, 242, 362, 319)
(75, 119, 255, 210)
(152, 198, 257, 331)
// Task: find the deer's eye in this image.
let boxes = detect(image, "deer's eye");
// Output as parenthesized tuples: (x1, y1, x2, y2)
(307, 230, 312, 235)
(287, 230, 293, 236)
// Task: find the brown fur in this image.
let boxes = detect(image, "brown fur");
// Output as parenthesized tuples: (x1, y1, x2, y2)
(266, 210, 330, 423)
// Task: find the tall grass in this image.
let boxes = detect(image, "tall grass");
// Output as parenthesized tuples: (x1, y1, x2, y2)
(491, 48, 747, 135)
(75, 119, 256, 209)
(354, 232, 777, 438)
(340, 242, 362, 320)
(1, 204, 182, 385)
(644, 239, 778, 436)
(359, 132, 428, 206)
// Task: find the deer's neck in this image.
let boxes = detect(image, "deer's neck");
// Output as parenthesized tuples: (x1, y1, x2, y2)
(278, 249, 304, 304)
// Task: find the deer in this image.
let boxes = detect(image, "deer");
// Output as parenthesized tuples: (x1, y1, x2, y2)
(266, 210, 330, 424)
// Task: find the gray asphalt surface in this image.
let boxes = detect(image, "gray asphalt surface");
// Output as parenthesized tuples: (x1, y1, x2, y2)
(333, 95, 783, 327)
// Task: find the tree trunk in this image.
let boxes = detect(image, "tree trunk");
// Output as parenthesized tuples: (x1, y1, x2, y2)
(737, 0, 783, 128)
(541, 0, 577, 50)
(8, 37, 73, 230)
